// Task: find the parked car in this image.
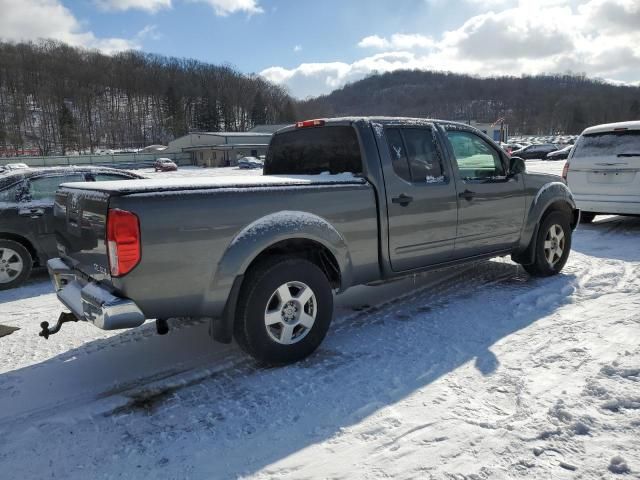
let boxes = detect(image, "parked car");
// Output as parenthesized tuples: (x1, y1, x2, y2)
(502, 143, 525, 154)
(153, 158, 178, 172)
(511, 144, 559, 160)
(0, 167, 144, 289)
(46, 117, 578, 364)
(238, 156, 264, 169)
(1, 163, 30, 173)
(564, 120, 640, 224)
(546, 144, 573, 160)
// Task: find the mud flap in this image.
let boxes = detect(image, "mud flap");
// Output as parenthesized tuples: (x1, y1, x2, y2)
(209, 274, 244, 344)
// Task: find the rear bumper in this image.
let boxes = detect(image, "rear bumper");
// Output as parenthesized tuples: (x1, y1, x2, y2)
(574, 196, 640, 215)
(47, 258, 145, 330)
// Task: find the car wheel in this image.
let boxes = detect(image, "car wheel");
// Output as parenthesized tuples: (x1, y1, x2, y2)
(580, 212, 596, 224)
(234, 257, 333, 364)
(522, 211, 572, 277)
(0, 239, 33, 290)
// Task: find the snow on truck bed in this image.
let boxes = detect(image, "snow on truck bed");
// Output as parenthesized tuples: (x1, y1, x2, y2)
(60, 172, 365, 194)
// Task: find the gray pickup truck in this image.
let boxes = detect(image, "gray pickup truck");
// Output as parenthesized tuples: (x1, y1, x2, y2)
(46, 118, 579, 364)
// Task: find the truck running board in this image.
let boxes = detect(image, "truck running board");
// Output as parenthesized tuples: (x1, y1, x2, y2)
(39, 312, 79, 339)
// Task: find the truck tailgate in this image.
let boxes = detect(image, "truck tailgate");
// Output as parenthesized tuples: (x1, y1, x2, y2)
(54, 187, 112, 281)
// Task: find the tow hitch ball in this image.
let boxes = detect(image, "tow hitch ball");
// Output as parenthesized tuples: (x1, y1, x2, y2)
(39, 312, 79, 339)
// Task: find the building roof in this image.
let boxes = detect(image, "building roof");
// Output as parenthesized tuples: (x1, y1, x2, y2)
(182, 144, 271, 151)
(249, 124, 292, 134)
(187, 131, 273, 138)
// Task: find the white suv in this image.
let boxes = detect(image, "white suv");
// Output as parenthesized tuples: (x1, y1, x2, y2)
(564, 120, 640, 223)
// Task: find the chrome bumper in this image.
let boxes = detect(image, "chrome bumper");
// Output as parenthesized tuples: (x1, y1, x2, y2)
(47, 258, 145, 330)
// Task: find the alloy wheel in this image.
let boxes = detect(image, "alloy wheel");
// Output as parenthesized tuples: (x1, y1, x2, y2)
(264, 281, 317, 345)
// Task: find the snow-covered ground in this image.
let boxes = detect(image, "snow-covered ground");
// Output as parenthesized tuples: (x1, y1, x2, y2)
(1, 162, 638, 479)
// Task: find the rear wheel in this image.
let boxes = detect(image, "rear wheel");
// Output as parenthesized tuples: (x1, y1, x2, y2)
(580, 212, 596, 224)
(234, 257, 333, 364)
(522, 211, 572, 277)
(0, 239, 33, 290)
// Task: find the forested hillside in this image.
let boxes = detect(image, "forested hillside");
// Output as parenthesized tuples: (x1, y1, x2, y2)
(297, 70, 640, 135)
(0, 41, 296, 155)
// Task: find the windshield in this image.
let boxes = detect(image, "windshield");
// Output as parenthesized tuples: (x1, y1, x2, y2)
(265, 126, 362, 175)
(573, 130, 640, 158)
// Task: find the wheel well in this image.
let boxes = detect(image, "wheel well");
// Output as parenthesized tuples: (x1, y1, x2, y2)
(246, 238, 341, 289)
(542, 200, 577, 229)
(0, 233, 38, 265)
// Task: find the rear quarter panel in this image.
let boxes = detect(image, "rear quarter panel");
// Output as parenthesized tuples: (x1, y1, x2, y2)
(109, 183, 379, 319)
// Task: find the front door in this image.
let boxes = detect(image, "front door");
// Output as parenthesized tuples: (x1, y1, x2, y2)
(380, 126, 459, 272)
(442, 127, 526, 258)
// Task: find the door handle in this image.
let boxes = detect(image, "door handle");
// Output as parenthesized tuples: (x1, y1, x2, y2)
(391, 194, 413, 206)
(458, 190, 475, 201)
(18, 208, 45, 218)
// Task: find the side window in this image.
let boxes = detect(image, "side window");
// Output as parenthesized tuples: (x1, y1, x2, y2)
(386, 128, 411, 182)
(88, 173, 130, 182)
(0, 183, 24, 203)
(402, 128, 446, 184)
(28, 174, 84, 201)
(446, 130, 505, 180)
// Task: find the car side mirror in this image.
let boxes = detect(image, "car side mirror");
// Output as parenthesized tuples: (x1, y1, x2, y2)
(509, 156, 526, 176)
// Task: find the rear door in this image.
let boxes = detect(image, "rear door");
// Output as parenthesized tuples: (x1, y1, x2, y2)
(442, 127, 526, 258)
(567, 129, 640, 200)
(380, 125, 458, 271)
(23, 173, 86, 259)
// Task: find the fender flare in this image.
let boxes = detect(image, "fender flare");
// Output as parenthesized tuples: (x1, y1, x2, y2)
(206, 211, 354, 343)
(513, 182, 578, 264)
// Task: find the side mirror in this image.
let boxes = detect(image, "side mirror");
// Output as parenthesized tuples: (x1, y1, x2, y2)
(509, 156, 526, 176)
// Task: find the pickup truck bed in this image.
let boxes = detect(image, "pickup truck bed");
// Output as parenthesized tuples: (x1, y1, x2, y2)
(47, 117, 578, 364)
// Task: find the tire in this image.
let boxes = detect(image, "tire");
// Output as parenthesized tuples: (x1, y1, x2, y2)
(234, 257, 334, 364)
(580, 212, 596, 224)
(522, 211, 572, 277)
(0, 239, 33, 290)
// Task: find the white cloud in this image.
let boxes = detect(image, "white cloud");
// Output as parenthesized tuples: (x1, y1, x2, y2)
(136, 24, 163, 41)
(359, 33, 436, 50)
(262, 0, 640, 98)
(293, 45, 302, 52)
(191, 0, 263, 16)
(98, 0, 263, 16)
(96, 0, 172, 12)
(0, 0, 138, 53)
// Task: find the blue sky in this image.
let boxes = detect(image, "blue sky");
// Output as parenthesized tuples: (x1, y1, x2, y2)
(69, 0, 467, 73)
(1, 0, 639, 98)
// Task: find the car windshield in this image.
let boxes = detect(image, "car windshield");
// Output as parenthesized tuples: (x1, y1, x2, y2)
(573, 130, 640, 158)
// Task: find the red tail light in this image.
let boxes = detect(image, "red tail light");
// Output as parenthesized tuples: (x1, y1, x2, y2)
(106, 209, 140, 277)
(296, 119, 325, 128)
(562, 161, 570, 181)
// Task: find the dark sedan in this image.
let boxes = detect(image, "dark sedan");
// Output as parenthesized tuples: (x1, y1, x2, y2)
(546, 144, 573, 160)
(511, 143, 559, 160)
(0, 166, 143, 289)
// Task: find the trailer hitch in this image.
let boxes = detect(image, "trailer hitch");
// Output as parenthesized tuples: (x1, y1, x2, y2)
(39, 312, 79, 339)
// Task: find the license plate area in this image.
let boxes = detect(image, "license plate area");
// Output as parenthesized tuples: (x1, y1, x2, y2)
(588, 170, 636, 184)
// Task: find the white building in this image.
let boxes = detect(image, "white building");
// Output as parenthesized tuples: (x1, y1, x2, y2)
(164, 131, 274, 167)
(468, 121, 509, 142)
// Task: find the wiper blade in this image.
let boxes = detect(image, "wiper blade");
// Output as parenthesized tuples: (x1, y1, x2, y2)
(617, 153, 640, 157)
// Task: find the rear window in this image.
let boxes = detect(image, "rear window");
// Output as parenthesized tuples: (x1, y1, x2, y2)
(573, 131, 640, 158)
(264, 126, 362, 175)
